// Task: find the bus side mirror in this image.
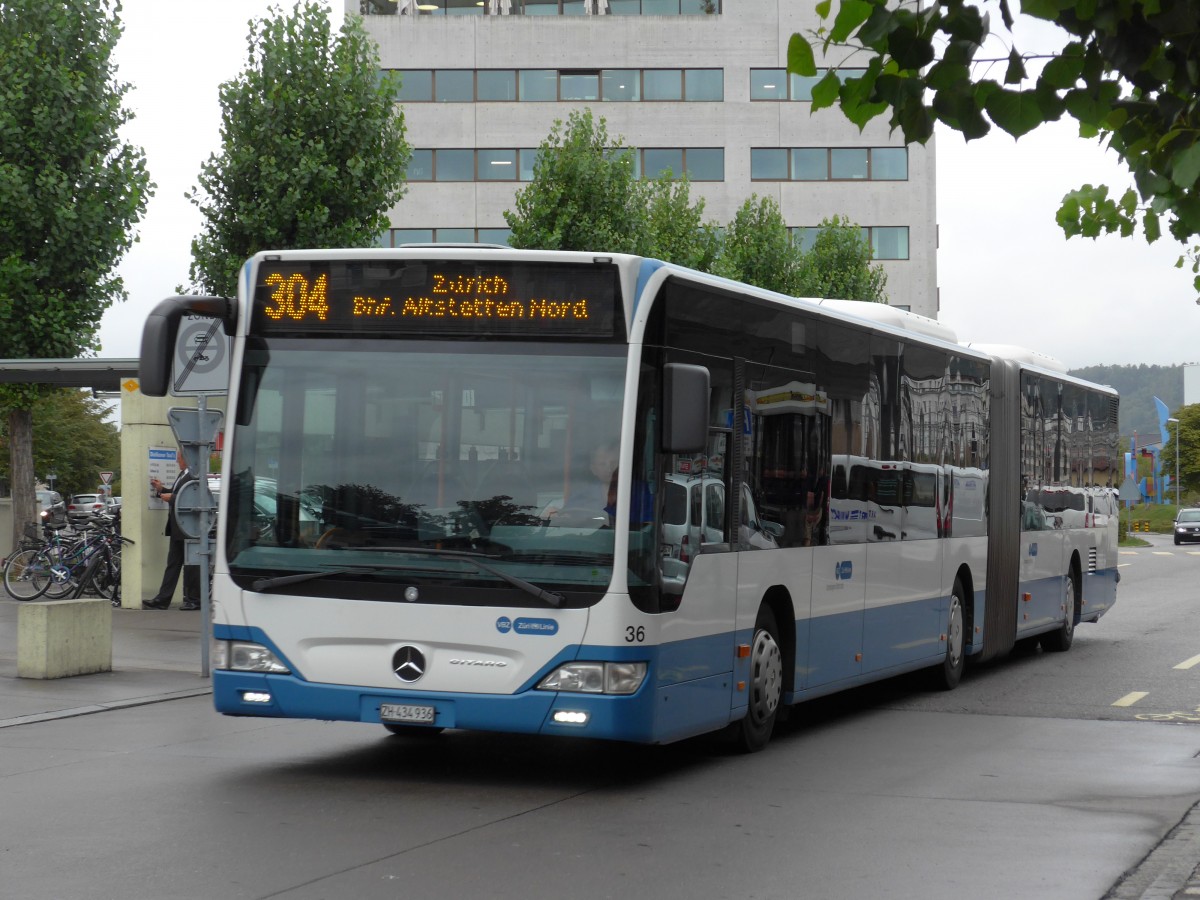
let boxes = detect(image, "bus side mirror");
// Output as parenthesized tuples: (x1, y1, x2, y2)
(663, 363, 709, 453)
(139, 296, 233, 397)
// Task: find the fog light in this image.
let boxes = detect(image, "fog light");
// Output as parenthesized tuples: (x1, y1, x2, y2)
(552, 710, 590, 725)
(241, 691, 272, 704)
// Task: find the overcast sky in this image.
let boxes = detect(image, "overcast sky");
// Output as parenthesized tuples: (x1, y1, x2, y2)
(100, 0, 1199, 371)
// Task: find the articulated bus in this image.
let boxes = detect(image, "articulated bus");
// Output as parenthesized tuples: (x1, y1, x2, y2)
(139, 249, 1120, 751)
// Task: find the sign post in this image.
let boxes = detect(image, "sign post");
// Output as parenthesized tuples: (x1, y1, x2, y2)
(168, 405, 223, 678)
(167, 317, 228, 678)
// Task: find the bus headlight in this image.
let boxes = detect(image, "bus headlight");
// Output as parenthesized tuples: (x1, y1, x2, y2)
(537, 661, 647, 695)
(212, 639, 291, 674)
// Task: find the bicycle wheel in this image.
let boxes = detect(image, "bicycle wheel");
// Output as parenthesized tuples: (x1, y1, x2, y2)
(37, 545, 77, 600)
(4, 548, 51, 600)
(86, 551, 120, 604)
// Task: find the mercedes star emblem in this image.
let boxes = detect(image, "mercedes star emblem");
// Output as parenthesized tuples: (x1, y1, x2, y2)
(392, 646, 426, 683)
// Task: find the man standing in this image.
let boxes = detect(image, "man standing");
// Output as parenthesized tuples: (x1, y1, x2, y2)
(143, 449, 200, 610)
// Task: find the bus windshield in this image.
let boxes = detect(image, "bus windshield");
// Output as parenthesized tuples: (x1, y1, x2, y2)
(226, 338, 628, 607)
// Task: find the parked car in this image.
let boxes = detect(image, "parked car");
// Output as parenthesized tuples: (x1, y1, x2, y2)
(1173, 507, 1200, 545)
(67, 493, 108, 525)
(37, 489, 66, 526)
(106, 496, 123, 513)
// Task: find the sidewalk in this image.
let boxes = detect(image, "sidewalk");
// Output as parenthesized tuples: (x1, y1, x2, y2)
(0, 598, 211, 728)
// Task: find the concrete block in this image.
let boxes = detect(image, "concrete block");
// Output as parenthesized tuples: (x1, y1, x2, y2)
(17, 598, 113, 679)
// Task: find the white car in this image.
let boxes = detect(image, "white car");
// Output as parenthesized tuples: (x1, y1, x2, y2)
(660, 474, 780, 562)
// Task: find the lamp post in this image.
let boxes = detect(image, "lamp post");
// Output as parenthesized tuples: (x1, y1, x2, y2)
(1167, 417, 1180, 508)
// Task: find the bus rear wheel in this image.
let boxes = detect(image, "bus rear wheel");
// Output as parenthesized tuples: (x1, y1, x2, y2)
(931, 578, 965, 690)
(732, 605, 783, 753)
(1042, 571, 1077, 653)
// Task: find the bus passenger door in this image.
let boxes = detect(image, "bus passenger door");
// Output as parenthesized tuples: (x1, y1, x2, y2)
(863, 464, 943, 670)
(1019, 492, 1067, 633)
(808, 452, 865, 687)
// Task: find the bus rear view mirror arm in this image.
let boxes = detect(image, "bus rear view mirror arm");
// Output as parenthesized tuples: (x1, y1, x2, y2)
(139, 295, 234, 397)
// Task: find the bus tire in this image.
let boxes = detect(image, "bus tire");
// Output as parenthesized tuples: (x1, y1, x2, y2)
(1042, 570, 1077, 653)
(733, 605, 783, 753)
(933, 578, 966, 690)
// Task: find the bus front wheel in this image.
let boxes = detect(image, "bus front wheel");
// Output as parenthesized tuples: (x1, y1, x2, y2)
(732, 605, 783, 753)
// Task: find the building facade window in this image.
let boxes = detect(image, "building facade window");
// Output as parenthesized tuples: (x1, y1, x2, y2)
(387, 227, 515, 246)
(751, 147, 909, 182)
(435, 148, 475, 180)
(477, 70, 518, 100)
(751, 67, 868, 100)
(389, 68, 723, 102)
(362, 0, 723, 15)
(435, 69, 474, 101)
(387, 223, 906, 257)
(789, 226, 911, 260)
(871, 226, 909, 260)
(410, 147, 724, 181)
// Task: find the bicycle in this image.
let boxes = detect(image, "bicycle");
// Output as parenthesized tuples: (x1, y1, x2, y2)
(2, 521, 69, 600)
(4, 518, 132, 606)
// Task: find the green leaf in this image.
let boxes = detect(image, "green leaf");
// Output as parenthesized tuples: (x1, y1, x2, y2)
(926, 60, 970, 92)
(985, 88, 1047, 138)
(810, 71, 842, 111)
(888, 24, 936, 70)
(941, 4, 989, 45)
(1021, 0, 1064, 20)
(1041, 50, 1084, 90)
(857, 6, 897, 47)
(1171, 141, 1200, 190)
(1143, 209, 1162, 243)
(932, 83, 990, 140)
(1063, 88, 1103, 128)
(787, 34, 817, 78)
(830, 0, 873, 44)
(815, 0, 832, 18)
(1004, 49, 1026, 85)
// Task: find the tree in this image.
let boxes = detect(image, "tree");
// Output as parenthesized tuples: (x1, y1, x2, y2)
(186, 1, 410, 297)
(505, 110, 649, 254)
(643, 178, 722, 272)
(788, 0, 1200, 295)
(0, 1, 152, 546)
(504, 109, 719, 265)
(1164, 404, 1200, 499)
(0, 390, 121, 501)
(712, 195, 805, 295)
(796, 215, 887, 302)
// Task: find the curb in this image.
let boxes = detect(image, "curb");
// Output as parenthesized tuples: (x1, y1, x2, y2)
(0, 686, 212, 729)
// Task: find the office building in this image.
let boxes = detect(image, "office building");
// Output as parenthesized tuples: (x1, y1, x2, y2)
(353, 0, 938, 315)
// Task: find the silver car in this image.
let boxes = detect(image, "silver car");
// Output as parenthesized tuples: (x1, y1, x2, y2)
(1174, 508, 1200, 545)
(37, 489, 66, 526)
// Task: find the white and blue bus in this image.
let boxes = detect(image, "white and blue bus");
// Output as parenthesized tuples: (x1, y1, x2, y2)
(139, 249, 1120, 751)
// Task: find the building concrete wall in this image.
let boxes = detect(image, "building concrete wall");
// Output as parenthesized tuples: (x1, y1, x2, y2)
(357, 0, 938, 315)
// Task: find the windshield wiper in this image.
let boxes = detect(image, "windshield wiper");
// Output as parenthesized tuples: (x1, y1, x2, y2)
(249, 550, 563, 607)
(367, 547, 564, 607)
(251, 567, 366, 592)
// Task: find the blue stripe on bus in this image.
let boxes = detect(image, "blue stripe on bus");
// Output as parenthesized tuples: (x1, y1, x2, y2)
(633, 258, 666, 311)
(211, 568, 1119, 743)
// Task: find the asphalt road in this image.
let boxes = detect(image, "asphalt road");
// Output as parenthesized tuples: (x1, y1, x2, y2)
(1, 535, 1198, 900)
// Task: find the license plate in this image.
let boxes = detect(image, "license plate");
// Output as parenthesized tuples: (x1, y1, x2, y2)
(380, 703, 435, 725)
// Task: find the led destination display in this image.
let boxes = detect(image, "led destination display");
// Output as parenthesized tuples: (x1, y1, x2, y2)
(251, 259, 620, 338)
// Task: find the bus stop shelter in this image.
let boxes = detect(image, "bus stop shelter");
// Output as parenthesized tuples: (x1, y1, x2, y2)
(0, 358, 212, 608)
